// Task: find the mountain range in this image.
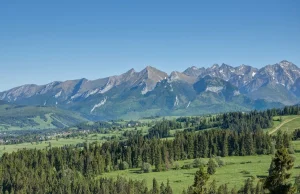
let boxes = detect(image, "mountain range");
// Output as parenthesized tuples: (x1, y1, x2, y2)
(1, 60, 299, 121)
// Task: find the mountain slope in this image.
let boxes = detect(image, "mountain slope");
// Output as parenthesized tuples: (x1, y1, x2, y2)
(0, 102, 88, 130)
(0, 60, 298, 120)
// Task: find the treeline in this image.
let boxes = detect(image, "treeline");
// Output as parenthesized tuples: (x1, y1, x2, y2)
(145, 109, 275, 140)
(178, 105, 300, 132)
(146, 120, 182, 139)
(120, 129, 273, 171)
(0, 128, 273, 183)
(178, 110, 274, 132)
(0, 158, 171, 194)
(76, 120, 146, 131)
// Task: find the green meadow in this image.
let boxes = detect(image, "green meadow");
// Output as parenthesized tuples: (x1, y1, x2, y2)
(101, 141, 300, 194)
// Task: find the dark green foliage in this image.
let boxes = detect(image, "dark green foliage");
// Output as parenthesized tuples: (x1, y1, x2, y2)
(119, 161, 129, 170)
(208, 179, 217, 194)
(142, 162, 152, 173)
(207, 158, 217, 175)
(152, 178, 160, 194)
(264, 148, 296, 194)
(193, 158, 202, 168)
(292, 129, 300, 140)
(146, 120, 181, 139)
(214, 157, 225, 167)
(294, 175, 300, 193)
(193, 166, 210, 194)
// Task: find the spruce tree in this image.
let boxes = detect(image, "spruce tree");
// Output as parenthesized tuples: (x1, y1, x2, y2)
(165, 179, 173, 194)
(264, 148, 296, 194)
(207, 158, 217, 175)
(152, 178, 160, 194)
(193, 165, 209, 194)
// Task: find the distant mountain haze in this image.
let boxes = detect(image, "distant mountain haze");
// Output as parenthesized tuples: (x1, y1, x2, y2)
(1, 60, 298, 120)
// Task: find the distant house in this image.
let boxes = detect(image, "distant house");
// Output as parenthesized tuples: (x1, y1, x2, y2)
(126, 121, 140, 127)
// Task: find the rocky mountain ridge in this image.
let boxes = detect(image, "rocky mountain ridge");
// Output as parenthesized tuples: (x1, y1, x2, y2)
(0, 60, 298, 120)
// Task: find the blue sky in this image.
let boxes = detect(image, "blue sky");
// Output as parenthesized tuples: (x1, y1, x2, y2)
(1, 0, 300, 91)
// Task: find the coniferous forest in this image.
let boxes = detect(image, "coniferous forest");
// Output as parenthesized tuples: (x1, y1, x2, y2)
(0, 105, 300, 193)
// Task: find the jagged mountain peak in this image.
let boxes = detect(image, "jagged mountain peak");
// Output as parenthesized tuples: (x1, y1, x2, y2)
(169, 71, 197, 83)
(0, 60, 299, 119)
(126, 68, 136, 74)
(278, 60, 298, 69)
(211, 63, 219, 69)
(182, 66, 205, 77)
(140, 66, 168, 80)
(142, 65, 162, 73)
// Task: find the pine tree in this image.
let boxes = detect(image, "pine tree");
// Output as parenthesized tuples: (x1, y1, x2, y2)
(264, 148, 296, 194)
(193, 165, 209, 194)
(207, 158, 217, 175)
(208, 179, 217, 194)
(155, 147, 162, 172)
(152, 178, 160, 194)
(165, 179, 173, 194)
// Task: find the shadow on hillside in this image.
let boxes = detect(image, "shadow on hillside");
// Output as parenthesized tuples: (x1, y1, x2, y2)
(129, 169, 142, 174)
(257, 175, 268, 179)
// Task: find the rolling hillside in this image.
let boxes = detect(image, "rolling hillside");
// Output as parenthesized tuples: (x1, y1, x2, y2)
(0, 101, 88, 130)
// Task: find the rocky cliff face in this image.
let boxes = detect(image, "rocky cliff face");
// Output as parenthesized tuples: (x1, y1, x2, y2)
(0, 60, 298, 119)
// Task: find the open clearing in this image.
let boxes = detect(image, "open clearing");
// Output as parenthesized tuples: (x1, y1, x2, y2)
(269, 115, 300, 134)
(101, 141, 300, 194)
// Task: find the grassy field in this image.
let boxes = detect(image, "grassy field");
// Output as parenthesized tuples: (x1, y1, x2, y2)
(101, 141, 300, 194)
(0, 138, 83, 155)
(268, 115, 300, 134)
(0, 133, 118, 156)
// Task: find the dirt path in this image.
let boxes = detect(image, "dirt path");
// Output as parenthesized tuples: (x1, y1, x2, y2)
(269, 117, 300, 135)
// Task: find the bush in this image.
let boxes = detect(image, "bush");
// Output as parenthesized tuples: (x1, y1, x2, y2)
(174, 162, 180, 170)
(119, 161, 129, 170)
(182, 163, 193, 169)
(215, 156, 226, 167)
(105, 165, 112, 172)
(193, 159, 201, 168)
(207, 158, 217, 175)
(142, 163, 152, 173)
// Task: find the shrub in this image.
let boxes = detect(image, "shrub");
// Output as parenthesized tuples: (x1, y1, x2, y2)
(182, 163, 193, 169)
(119, 161, 129, 170)
(174, 162, 180, 170)
(142, 163, 152, 173)
(215, 156, 226, 167)
(207, 158, 217, 175)
(193, 158, 201, 168)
